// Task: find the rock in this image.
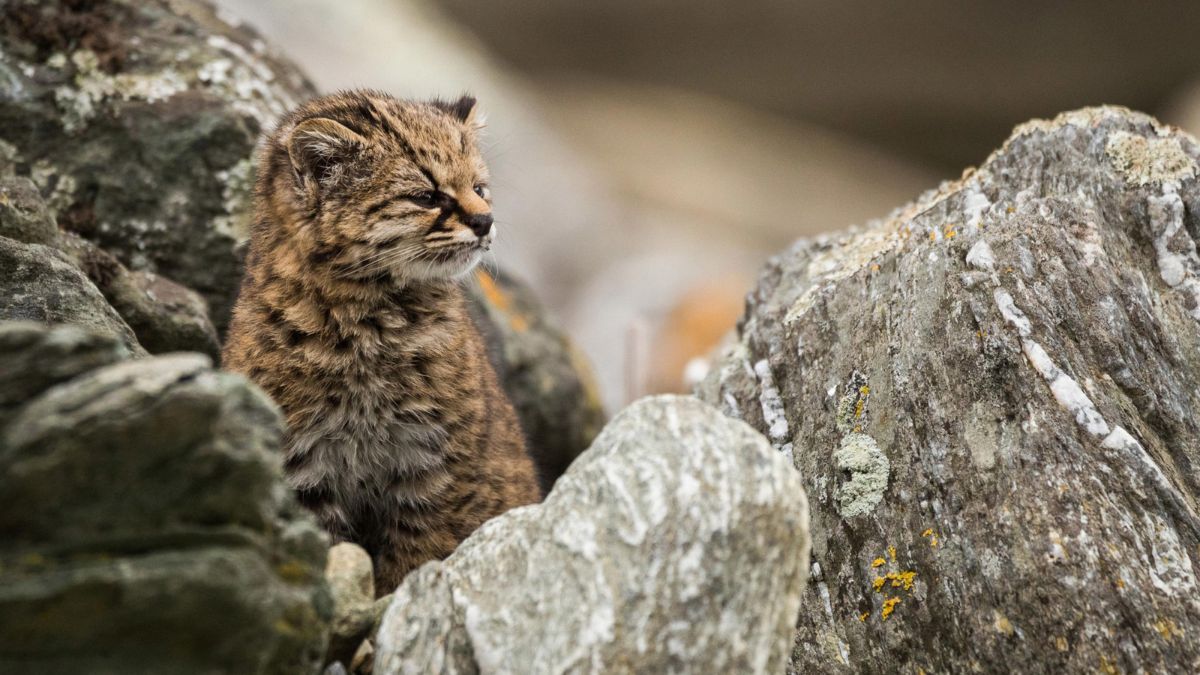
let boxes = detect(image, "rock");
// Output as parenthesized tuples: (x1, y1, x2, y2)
(466, 268, 606, 491)
(0, 176, 59, 247)
(697, 107, 1200, 672)
(374, 395, 810, 675)
(1, 166, 220, 358)
(0, 235, 142, 354)
(0, 322, 331, 674)
(0, 0, 316, 333)
(325, 543, 376, 668)
(100, 266, 221, 359)
(0, 322, 128, 429)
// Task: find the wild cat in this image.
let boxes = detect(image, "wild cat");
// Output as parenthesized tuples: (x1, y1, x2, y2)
(223, 90, 541, 594)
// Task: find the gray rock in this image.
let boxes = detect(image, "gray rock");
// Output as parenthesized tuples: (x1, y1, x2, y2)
(0, 235, 142, 354)
(0, 176, 59, 247)
(1, 166, 219, 358)
(697, 106, 1200, 672)
(466, 268, 607, 492)
(374, 395, 809, 675)
(325, 543, 376, 668)
(0, 322, 128, 429)
(101, 266, 221, 359)
(0, 0, 316, 333)
(0, 322, 331, 674)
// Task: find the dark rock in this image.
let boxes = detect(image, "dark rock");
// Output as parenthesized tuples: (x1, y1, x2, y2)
(697, 107, 1200, 672)
(374, 395, 809, 674)
(0, 176, 59, 247)
(0, 235, 142, 354)
(0, 0, 316, 334)
(466, 268, 607, 492)
(0, 322, 331, 674)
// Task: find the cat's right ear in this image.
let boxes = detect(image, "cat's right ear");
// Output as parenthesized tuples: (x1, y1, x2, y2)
(287, 117, 368, 188)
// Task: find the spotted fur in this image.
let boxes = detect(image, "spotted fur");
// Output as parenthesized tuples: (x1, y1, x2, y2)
(222, 90, 541, 594)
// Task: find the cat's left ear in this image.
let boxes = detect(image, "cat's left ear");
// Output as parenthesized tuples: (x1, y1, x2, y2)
(434, 94, 483, 127)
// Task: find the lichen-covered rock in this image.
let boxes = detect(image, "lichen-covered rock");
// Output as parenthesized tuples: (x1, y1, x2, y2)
(0, 235, 143, 354)
(698, 107, 1200, 673)
(466, 268, 607, 491)
(0, 322, 331, 674)
(0, 0, 315, 333)
(374, 395, 809, 675)
(1, 170, 220, 358)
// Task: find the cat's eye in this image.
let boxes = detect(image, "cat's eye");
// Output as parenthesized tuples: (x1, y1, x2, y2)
(473, 184, 489, 199)
(407, 190, 439, 208)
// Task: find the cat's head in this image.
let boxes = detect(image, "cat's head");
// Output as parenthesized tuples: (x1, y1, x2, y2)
(262, 90, 493, 282)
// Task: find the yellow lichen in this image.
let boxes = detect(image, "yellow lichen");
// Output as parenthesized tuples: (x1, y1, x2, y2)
(1055, 636, 1068, 652)
(921, 528, 934, 537)
(881, 597, 901, 620)
(930, 536, 939, 548)
(1153, 619, 1183, 642)
(872, 557, 886, 568)
(888, 545, 897, 562)
(944, 227, 957, 239)
(873, 577, 886, 592)
(993, 611, 1014, 636)
(859, 612, 869, 622)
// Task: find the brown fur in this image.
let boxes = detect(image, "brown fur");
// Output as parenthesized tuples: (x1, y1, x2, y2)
(222, 90, 541, 594)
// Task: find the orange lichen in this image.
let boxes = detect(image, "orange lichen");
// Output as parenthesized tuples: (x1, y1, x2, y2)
(475, 269, 530, 332)
(881, 597, 901, 620)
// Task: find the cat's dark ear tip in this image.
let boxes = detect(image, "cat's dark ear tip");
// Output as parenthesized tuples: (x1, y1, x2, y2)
(433, 94, 477, 123)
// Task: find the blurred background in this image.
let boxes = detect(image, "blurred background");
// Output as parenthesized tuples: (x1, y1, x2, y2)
(213, 0, 1200, 411)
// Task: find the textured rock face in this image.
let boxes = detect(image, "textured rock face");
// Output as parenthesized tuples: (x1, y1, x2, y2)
(0, 235, 143, 353)
(0, 322, 331, 674)
(0, 0, 315, 332)
(374, 395, 809, 675)
(466, 269, 606, 491)
(698, 107, 1200, 672)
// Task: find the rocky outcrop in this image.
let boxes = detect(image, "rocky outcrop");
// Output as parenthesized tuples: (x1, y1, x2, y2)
(0, 235, 143, 354)
(0, 322, 331, 674)
(467, 269, 606, 492)
(698, 107, 1200, 672)
(1, 174, 220, 359)
(0, 0, 315, 333)
(373, 395, 809, 675)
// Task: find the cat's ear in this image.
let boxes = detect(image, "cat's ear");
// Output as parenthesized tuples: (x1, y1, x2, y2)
(433, 94, 482, 127)
(287, 117, 368, 187)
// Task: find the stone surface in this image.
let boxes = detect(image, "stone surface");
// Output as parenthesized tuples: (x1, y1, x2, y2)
(325, 543, 376, 668)
(374, 395, 809, 675)
(0, 235, 142, 354)
(466, 268, 606, 491)
(0, 0, 316, 333)
(0, 322, 331, 674)
(697, 107, 1200, 672)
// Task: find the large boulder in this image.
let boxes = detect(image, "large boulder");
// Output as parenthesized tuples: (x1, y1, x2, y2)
(0, 0, 315, 333)
(698, 107, 1200, 672)
(373, 395, 809, 675)
(0, 322, 331, 674)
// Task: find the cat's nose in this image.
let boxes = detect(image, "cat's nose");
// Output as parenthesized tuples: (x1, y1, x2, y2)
(465, 213, 493, 237)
